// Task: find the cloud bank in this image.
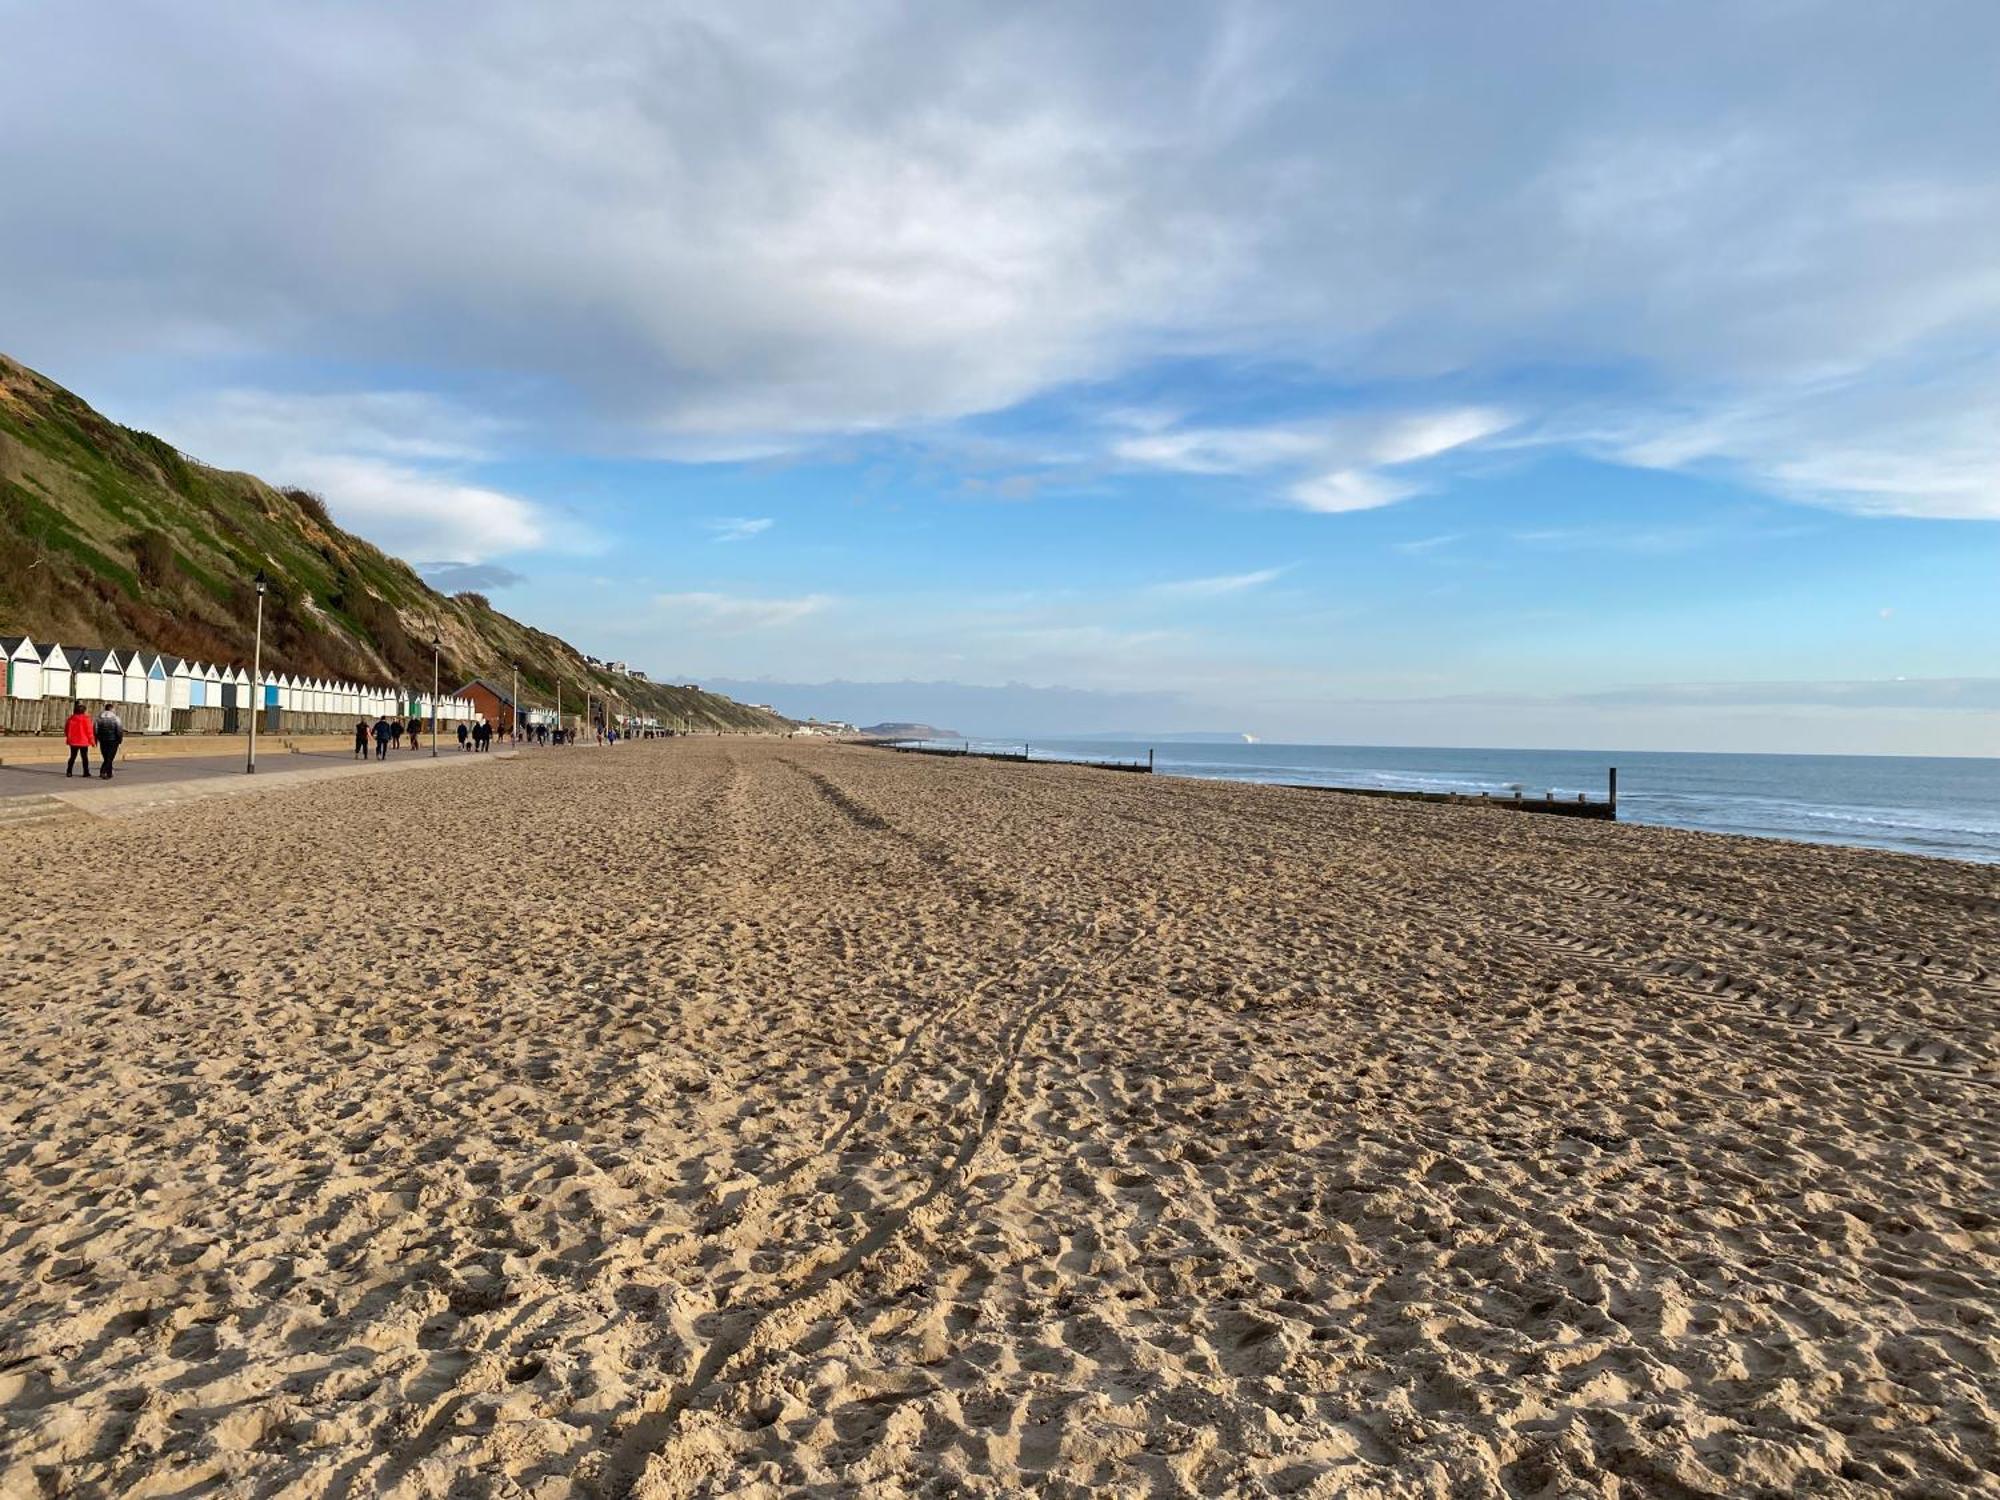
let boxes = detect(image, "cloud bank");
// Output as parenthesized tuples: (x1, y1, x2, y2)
(3, 1, 1997, 523)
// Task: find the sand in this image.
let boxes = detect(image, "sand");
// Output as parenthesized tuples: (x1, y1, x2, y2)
(2, 738, 1995, 1497)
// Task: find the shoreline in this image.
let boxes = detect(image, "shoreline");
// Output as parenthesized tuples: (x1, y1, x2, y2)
(898, 738, 2000, 867)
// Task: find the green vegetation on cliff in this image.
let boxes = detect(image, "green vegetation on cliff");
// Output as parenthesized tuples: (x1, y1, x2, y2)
(0, 353, 786, 732)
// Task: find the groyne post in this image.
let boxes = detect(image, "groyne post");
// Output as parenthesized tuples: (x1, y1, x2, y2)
(1608, 766, 1618, 810)
(1148, 748, 1155, 772)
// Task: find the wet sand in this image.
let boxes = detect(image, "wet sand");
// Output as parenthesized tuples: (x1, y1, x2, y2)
(2, 738, 1995, 1497)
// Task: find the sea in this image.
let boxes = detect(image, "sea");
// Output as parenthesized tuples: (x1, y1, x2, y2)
(907, 739, 2000, 865)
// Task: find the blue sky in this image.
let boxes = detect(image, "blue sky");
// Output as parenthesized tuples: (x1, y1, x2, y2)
(2, 2, 1996, 751)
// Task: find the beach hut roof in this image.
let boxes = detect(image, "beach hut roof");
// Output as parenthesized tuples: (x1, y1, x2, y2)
(36, 641, 72, 667)
(1, 634, 35, 660)
(159, 655, 186, 675)
(71, 647, 117, 672)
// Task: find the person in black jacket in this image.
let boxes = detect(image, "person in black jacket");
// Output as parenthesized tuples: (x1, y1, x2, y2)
(353, 719, 370, 760)
(93, 705, 126, 780)
(372, 716, 392, 760)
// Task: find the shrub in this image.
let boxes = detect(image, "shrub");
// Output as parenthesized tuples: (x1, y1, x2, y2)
(133, 528, 177, 589)
(283, 487, 334, 529)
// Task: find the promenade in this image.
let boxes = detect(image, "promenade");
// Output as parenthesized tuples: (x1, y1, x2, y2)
(0, 738, 522, 822)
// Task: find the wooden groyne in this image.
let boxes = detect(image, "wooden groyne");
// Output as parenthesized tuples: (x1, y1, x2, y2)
(866, 740, 1153, 774)
(1279, 782, 1616, 820)
(861, 740, 1617, 816)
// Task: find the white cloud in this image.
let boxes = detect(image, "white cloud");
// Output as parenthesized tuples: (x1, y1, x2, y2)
(1147, 567, 1286, 599)
(656, 591, 832, 631)
(1112, 426, 1327, 475)
(1393, 533, 1463, 554)
(1288, 469, 1417, 514)
(706, 517, 775, 543)
(120, 387, 550, 561)
(2, 5, 1997, 517)
(1366, 409, 1512, 466)
(1578, 353, 2000, 521)
(1114, 405, 1511, 514)
(286, 454, 545, 560)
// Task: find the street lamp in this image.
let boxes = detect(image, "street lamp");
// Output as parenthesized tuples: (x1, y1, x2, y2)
(510, 660, 519, 745)
(430, 633, 441, 757)
(246, 569, 266, 774)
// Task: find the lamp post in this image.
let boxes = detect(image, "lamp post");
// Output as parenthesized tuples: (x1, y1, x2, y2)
(246, 569, 266, 774)
(430, 633, 441, 757)
(510, 660, 519, 745)
(556, 680, 562, 742)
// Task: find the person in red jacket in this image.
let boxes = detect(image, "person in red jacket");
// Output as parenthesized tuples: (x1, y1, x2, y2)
(63, 700, 95, 778)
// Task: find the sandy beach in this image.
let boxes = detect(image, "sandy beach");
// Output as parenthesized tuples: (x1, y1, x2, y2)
(2, 737, 1995, 1498)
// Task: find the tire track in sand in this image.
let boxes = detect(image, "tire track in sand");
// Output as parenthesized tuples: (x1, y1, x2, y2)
(598, 757, 1168, 1496)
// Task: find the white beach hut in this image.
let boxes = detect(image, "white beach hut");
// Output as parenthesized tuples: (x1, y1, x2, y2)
(72, 647, 117, 702)
(2, 636, 42, 699)
(36, 643, 74, 702)
(119, 649, 150, 707)
(167, 657, 194, 711)
(141, 653, 173, 732)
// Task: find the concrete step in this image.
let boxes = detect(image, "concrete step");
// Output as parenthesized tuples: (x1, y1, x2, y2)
(0, 794, 91, 831)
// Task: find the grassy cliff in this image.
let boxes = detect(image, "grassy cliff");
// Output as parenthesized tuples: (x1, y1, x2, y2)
(0, 353, 786, 732)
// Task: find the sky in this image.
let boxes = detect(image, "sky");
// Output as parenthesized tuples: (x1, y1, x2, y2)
(1, 1, 1996, 752)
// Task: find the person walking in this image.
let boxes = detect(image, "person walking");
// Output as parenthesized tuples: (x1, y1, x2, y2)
(408, 715, 423, 750)
(93, 703, 125, 779)
(63, 700, 95, 778)
(372, 715, 392, 760)
(353, 719, 370, 760)
(456, 721, 470, 752)
(390, 719, 403, 750)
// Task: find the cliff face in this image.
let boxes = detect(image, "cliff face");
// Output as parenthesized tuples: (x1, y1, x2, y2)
(0, 353, 786, 731)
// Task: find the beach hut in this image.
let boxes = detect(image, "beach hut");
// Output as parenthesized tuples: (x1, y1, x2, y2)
(204, 663, 223, 707)
(35, 643, 74, 702)
(166, 656, 194, 711)
(138, 653, 172, 732)
(186, 662, 208, 708)
(2, 636, 42, 699)
(119, 649, 149, 707)
(70, 647, 116, 702)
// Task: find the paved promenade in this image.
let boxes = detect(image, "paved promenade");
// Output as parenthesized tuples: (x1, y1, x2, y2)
(0, 742, 520, 815)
